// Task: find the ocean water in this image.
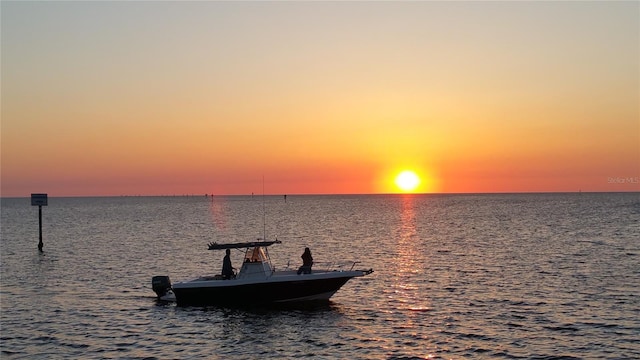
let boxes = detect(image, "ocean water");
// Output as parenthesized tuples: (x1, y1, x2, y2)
(1, 193, 639, 359)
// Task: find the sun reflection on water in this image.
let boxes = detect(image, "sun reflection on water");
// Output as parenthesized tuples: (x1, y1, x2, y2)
(209, 196, 228, 232)
(391, 195, 432, 313)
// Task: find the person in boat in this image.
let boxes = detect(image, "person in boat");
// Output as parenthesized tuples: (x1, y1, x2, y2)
(222, 249, 235, 279)
(297, 247, 313, 275)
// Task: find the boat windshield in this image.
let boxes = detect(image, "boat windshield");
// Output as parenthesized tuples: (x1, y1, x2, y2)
(244, 246, 268, 263)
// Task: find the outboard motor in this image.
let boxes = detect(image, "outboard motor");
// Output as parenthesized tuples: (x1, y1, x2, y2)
(152, 275, 172, 298)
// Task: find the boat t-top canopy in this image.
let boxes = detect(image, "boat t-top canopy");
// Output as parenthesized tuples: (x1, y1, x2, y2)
(208, 239, 281, 250)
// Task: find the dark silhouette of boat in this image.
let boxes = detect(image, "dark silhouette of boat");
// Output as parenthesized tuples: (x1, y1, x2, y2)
(152, 240, 372, 306)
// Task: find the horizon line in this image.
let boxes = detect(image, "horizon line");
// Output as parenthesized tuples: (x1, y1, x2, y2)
(2, 190, 638, 199)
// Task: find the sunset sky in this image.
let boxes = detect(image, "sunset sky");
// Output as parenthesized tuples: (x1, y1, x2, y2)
(2, 1, 638, 197)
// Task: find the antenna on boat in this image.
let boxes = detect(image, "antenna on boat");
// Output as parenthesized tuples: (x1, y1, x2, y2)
(262, 175, 266, 241)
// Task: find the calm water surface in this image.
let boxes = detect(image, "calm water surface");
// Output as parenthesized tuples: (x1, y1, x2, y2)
(1, 193, 639, 359)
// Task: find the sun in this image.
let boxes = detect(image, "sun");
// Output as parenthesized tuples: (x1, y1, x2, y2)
(394, 170, 421, 192)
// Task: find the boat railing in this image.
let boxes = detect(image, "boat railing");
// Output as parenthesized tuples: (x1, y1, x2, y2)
(280, 260, 362, 272)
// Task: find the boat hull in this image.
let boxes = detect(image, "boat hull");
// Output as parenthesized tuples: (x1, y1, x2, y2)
(172, 272, 362, 307)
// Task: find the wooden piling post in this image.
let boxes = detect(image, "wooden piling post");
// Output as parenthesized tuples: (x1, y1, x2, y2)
(31, 194, 48, 252)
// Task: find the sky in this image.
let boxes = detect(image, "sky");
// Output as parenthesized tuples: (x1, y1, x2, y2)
(1, 1, 639, 197)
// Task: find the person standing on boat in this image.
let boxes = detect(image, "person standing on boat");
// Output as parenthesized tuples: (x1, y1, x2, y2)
(297, 247, 313, 275)
(222, 249, 235, 279)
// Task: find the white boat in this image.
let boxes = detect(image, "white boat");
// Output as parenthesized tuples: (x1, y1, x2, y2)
(152, 239, 373, 306)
